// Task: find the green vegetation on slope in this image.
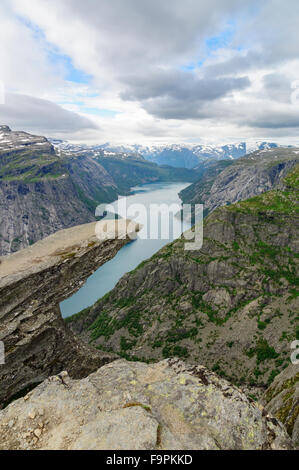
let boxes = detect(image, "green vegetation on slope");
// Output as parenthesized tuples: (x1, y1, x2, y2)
(0, 149, 66, 183)
(97, 156, 199, 193)
(180, 149, 299, 219)
(69, 163, 298, 389)
(230, 163, 298, 215)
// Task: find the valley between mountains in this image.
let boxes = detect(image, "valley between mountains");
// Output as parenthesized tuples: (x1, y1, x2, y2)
(0, 126, 298, 450)
(70, 165, 299, 387)
(0, 126, 197, 256)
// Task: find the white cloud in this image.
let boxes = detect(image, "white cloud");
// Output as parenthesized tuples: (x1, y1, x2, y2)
(0, 1, 64, 97)
(0, 0, 298, 144)
(0, 93, 99, 136)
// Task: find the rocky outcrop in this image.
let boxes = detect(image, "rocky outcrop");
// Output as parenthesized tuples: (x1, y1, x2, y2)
(263, 364, 299, 447)
(70, 169, 299, 390)
(179, 160, 234, 211)
(0, 358, 293, 450)
(0, 219, 140, 407)
(180, 148, 298, 215)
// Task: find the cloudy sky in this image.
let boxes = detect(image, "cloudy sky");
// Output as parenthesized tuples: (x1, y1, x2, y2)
(0, 0, 299, 145)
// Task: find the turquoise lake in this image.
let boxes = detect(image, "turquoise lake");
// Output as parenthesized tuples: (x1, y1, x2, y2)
(60, 181, 191, 318)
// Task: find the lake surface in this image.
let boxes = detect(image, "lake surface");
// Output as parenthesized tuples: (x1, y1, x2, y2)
(60, 181, 191, 318)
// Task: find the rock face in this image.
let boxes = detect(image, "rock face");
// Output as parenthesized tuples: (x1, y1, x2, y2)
(0, 127, 118, 256)
(179, 160, 234, 213)
(66, 154, 118, 210)
(180, 148, 298, 215)
(0, 219, 140, 407)
(0, 177, 96, 256)
(0, 358, 293, 450)
(70, 165, 299, 389)
(263, 364, 299, 448)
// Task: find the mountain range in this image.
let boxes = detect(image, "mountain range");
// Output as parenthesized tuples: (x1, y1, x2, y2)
(52, 139, 289, 169)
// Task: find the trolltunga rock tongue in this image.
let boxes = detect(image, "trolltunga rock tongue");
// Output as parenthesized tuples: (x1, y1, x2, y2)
(0, 220, 140, 408)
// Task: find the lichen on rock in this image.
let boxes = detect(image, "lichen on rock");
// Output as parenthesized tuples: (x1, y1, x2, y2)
(0, 359, 293, 450)
(263, 364, 299, 448)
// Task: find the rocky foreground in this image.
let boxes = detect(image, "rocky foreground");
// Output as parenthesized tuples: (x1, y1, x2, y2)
(0, 359, 293, 450)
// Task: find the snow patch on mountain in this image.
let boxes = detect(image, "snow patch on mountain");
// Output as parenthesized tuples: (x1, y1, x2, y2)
(50, 138, 293, 169)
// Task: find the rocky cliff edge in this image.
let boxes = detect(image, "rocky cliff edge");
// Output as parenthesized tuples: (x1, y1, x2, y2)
(0, 219, 140, 407)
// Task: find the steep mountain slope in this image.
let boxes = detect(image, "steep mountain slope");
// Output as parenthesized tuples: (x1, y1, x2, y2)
(180, 148, 299, 216)
(97, 155, 198, 193)
(69, 165, 299, 390)
(180, 160, 234, 218)
(65, 154, 119, 212)
(0, 127, 93, 255)
(0, 127, 119, 255)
